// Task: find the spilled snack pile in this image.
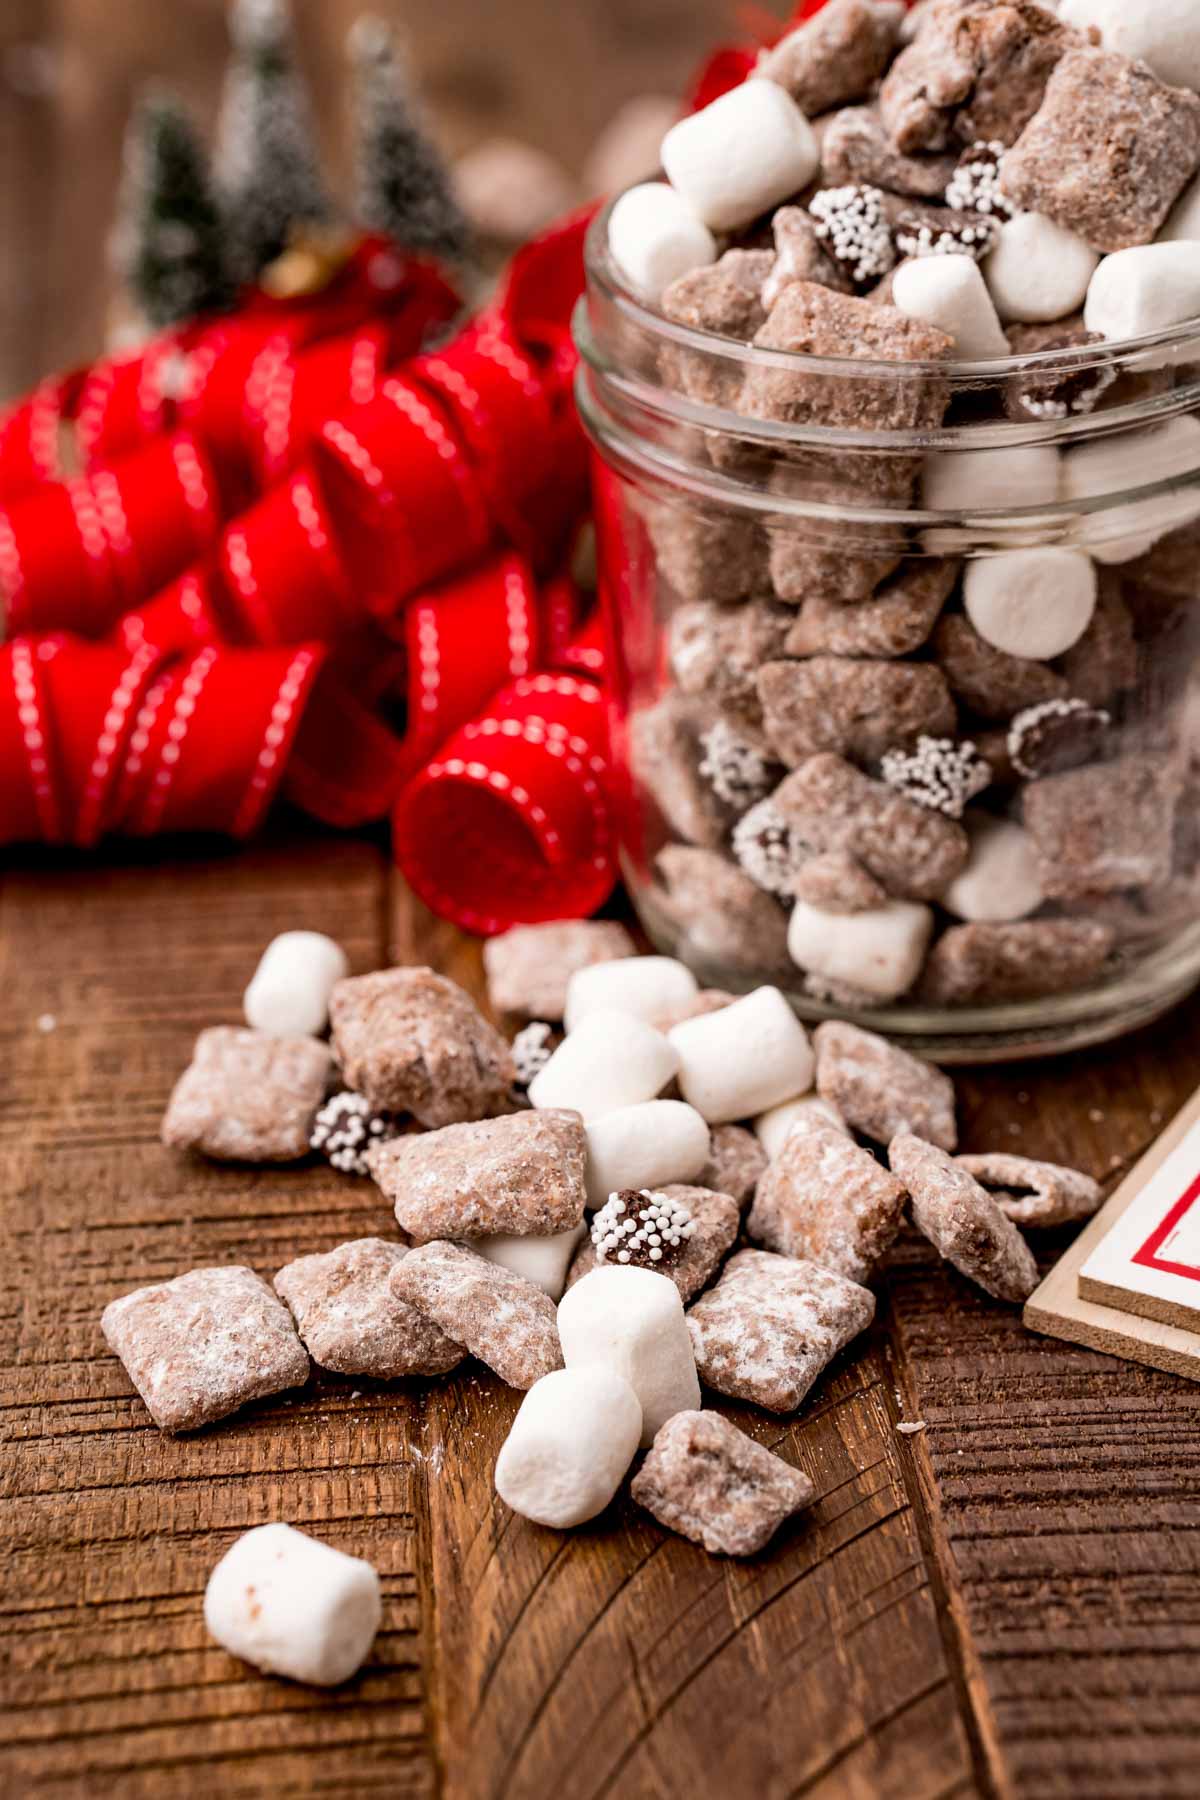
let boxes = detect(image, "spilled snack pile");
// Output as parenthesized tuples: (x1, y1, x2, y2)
(102, 918, 1104, 1684)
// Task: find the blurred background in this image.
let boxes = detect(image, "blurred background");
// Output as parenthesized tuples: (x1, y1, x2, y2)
(0, 0, 793, 397)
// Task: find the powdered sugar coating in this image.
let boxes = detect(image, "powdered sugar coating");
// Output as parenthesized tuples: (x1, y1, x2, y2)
(815, 1020, 957, 1151)
(1022, 754, 1181, 900)
(367, 1108, 587, 1242)
(654, 845, 792, 977)
(631, 1409, 816, 1555)
(748, 1111, 907, 1283)
(890, 1131, 1039, 1301)
(687, 1248, 875, 1413)
(274, 1239, 463, 1379)
(390, 1240, 563, 1390)
(954, 1150, 1102, 1226)
(102, 1265, 310, 1433)
(934, 614, 1067, 721)
(783, 558, 957, 660)
(161, 1027, 333, 1164)
(329, 967, 514, 1126)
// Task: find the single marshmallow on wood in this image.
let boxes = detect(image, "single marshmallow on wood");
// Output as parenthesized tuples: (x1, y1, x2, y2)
(1058, 0, 1200, 95)
(585, 1099, 710, 1207)
(1160, 174, 1200, 244)
(1083, 243, 1200, 343)
(494, 1365, 643, 1527)
(668, 986, 814, 1125)
(942, 812, 1044, 923)
(892, 255, 1010, 359)
(983, 214, 1099, 325)
(528, 1008, 678, 1122)
(755, 1093, 848, 1161)
(661, 80, 819, 232)
(475, 1225, 588, 1301)
(204, 1523, 381, 1687)
(558, 1265, 700, 1446)
(1063, 417, 1200, 562)
(243, 932, 349, 1038)
(787, 898, 933, 1002)
(565, 955, 698, 1034)
(607, 182, 717, 302)
(963, 548, 1097, 659)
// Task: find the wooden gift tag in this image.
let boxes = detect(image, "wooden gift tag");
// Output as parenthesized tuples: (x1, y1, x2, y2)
(1024, 1083, 1200, 1383)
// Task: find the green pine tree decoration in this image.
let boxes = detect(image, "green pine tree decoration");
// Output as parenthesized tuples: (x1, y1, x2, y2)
(215, 0, 333, 283)
(113, 87, 233, 328)
(350, 16, 471, 266)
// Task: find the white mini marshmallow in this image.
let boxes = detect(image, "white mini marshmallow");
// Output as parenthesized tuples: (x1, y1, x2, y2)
(528, 1008, 678, 1122)
(607, 181, 717, 302)
(1161, 173, 1200, 244)
(1062, 417, 1200, 563)
(755, 1093, 848, 1161)
(923, 445, 1062, 517)
(494, 1366, 643, 1527)
(983, 213, 1099, 325)
(942, 812, 1044, 923)
(1059, 0, 1200, 94)
(1084, 243, 1200, 343)
(564, 955, 698, 1034)
(668, 985, 814, 1125)
(661, 80, 819, 232)
(204, 1523, 381, 1687)
(963, 547, 1097, 659)
(475, 1225, 588, 1301)
(558, 1265, 700, 1446)
(787, 899, 933, 1002)
(584, 1099, 711, 1207)
(892, 254, 1010, 358)
(243, 931, 349, 1038)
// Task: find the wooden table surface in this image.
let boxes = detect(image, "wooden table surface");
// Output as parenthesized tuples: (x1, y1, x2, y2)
(4, 4, 1200, 1796)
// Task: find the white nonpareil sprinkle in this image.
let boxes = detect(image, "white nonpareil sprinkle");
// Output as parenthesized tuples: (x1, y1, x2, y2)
(591, 1188, 698, 1269)
(698, 720, 777, 810)
(879, 735, 991, 818)
(732, 803, 802, 897)
(310, 1090, 395, 1176)
(809, 184, 895, 285)
(511, 1020, 554, 1088)
(945, 142, 1017, 219)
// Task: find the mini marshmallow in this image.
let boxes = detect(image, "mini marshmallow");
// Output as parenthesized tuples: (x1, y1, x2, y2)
(564, 955, 698, 1034)
(1160, 173, 1200, 244)
(661, 80, 819, 233)
(755, 1093, 848, 1161)
(584, 1099, 710, 1207)
(204, 1523, 381, 1687)
(607, 182, 717, 302)
(557, 1265, 700, 1446)
(1083, 242, 1200, 343)
(963, 548, 1097, 659)
(668, 986, 814, 1125)
(1062, 417, 1200, 562)
(922, 445, 1063, 545)
(243, 931, 349, 1038)
(891, 254, 1010, 359)
(495, 1366, 643, 1527)
(942, 812, 1044, 923)
(1059, 0, 1200, 95)
(787, 898, 933, 1002)
(528, 1008, 678, 1122)
(475, 1225, 588, 1301)
(983, 213, 1099, 325)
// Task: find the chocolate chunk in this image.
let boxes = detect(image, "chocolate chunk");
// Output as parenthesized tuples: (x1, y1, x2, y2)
(934, 614, 1069, 721)
(783, 557, 957, 658)
(809, 184, 897, 289)
(567, 1184, 739, 1305)
(892, 198, 1000, 260)
(483, 919, 637, 1021)
(390, 1241, 562, 1390)
(919, 918, 1116, 1002)
(330, 967, 514, 1127)
(368, 1107, 587, 1242)
(654, 844, 792, 977)
(1000, 48, 1200, 251)
(889, 1131, 1039, 1302)
(274, 1239, 464, 1379)
(758, 656, 957, 766)
(1022, 753, 1182, 898)
(814, 1019, 958, 1150)
(954, 1151, 1102, 1227)
(759, 0, 903, 118)
(161, 1027, 333, 1164)
(101, 1266, 310, 1433)
(631, 1410, 816, 1556)
(687, 1247, 875, 1413)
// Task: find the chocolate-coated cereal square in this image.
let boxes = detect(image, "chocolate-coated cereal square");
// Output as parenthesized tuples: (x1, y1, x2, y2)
(890, 1132, 1039, 1302)
(274, 1239, 464, 1379)
(815, 1020, 957, 1151)
(483, 919, 636, 1020)
(367, 1107, 587, 1242)
(748, 1112, 907, 1282)
(161, 1027, 332, 1164)
(631, 1410, 816, 1555)
(329, 967, 514, 1127)
(390, 1240, 562, 1390)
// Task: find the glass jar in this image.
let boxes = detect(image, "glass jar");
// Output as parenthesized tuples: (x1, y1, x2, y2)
(575, 203, 1200, 1062)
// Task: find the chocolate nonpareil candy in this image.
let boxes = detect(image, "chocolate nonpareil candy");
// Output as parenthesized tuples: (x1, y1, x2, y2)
(367, 1107, 587, 1241)
(632, 1410, 816, 1556)
(567, 1183, 739, 1306)
(329, 966, 514, 1126)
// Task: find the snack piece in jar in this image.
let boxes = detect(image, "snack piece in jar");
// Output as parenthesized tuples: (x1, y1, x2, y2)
(919, 917, 1116, 1002)
(889, 1131, 1040, 1301)
(763, 206, 852, 308)
(820, 105, 962, 198)
(756, 655, 957, 766)
(758, 0, 905, 118)
(791, 850, 889, 914)
(1056, 578, 1137, 709)
(654, 845, 793, 978)
(646, 501, 767, 605)
(660, 249, 774, 409)
(630, 692, 739, 849)
(782, 557, 958, 659)
(668, 597, 793, 742)
(1021, 752, 1182, 898)
(631, 1409, 816, 1556)
(933, 614, 1069, 720)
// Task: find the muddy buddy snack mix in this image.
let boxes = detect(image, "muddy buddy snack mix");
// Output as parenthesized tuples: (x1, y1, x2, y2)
(367, 1108, 587, 1242)
(749, 1110, 908, 1282)
(330, 967, 514, 1126)
(483, 919, 636, 1021)
(274, 1240, 464, 1380)
(953, 1150, 1102, 1226)
(890, 1132, 1040, 1301)
(162, 1028, 333, 1164)
(390, 1241, 563, 1390)
(632, 1410, 816, 1556)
